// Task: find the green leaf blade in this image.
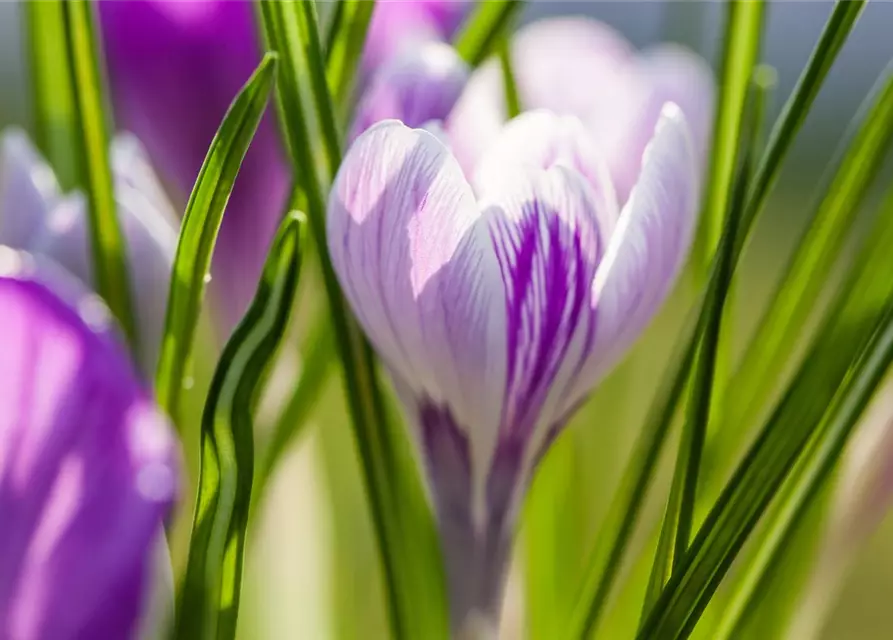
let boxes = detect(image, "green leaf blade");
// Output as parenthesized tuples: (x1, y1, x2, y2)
(175, 212, 307, 640)
(155, 53, 278, 425)
(454, 0, 523, 67)
(61, 0, 138, 352)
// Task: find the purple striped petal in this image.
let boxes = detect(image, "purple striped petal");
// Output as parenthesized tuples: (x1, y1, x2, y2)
(0, 249, 177, 639)
(0, 130, 60, 249)
(351, 41, 470, 143)
(580, 103, 699, 395)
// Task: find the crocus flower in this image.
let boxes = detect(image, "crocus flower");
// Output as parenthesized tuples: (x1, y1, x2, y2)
(328, 104, 698, 629)
(0, 129, 178, 375)
(351, 41, 470, 143)
(98, 0, 289, 322)
(363, 0, 470, 75)
(0, 246, 177, 638)
(446, 17, 714, 203)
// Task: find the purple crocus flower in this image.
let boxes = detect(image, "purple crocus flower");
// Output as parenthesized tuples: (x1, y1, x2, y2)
(363, 0, 470, 75)
(446, 17, 714, 203)
(0, 247, 177, 638)
(98, 0, 289, 323)
(327, 104, 698, 629)
(0, 130, 178, 376)
(351, 41, 470, 143)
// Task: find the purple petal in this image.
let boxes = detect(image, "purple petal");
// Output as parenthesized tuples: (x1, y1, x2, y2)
(362, 0, 470, 75)
(30, 138, 179, 377)
(328, 120, 507, 481)
(351, 41, 470, 143)
(99, 0, 289, 321)
(0, 249, 177, 639)
(581, 104, 699, 395)
(0, 130, 60, 249)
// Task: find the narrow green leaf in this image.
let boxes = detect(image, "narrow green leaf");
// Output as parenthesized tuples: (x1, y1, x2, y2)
(24, 0, 78, 190)
(155, 54, 277, 425)
(498, 38, 522, 119)
(637, 202, 893, 640)
(61, 0, 138, 351)
(326, 0, 376, 118)
(714, 60, 893, 476)
(737, 0, 866, 243)
(175, 212, 306, 640)
(642, 131, 753, 621)
(713, 184, 893, 640)
(695, 0, 765, 269)
(454, 0, 523, 67)
(257, 3, 448, 637)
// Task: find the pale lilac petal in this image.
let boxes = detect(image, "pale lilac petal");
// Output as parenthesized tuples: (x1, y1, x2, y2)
(609, 45, 715, 202)
(328, 120, 506, 476)
(447, 17, 638, 179)
(30, 139, 178, 375)
(351, 42, 470, 142)
(0, 130, 60, 249)
(0, 250, 177, 639)
(579, 104, 698, 398)
(472, 110, 620, 239)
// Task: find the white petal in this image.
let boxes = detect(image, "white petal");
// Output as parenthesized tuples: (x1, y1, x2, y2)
(327, 120, 507, 473)
(473, 109, 619, 239)
(581, 103, 698, 394)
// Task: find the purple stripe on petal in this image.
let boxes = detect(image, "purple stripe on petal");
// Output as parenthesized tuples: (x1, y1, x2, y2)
(0, 250, 177, 639)
(482, 166, 602, 453)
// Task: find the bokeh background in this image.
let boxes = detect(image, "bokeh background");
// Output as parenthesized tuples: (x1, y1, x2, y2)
(2, 1, 893, 638)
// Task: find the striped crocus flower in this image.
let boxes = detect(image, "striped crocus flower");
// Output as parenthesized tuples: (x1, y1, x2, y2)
(0, 130, 178, 375)
(0, 247, 177, 639)
(327, 103, 698, 629)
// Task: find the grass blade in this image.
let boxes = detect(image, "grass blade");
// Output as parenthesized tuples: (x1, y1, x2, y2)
(23, 0, 78, 190)
(61, 0, 138, 350)
(326, 0, 376, 117)
(257, 3, 449, 636)
(695, 0, 765, 270)
(155, 54, 277, 425)
(642, 121, 754, 620)
(712, 183, 893, 640)
(737, 0, 866, 241)
(498, 38, 522, 119)
(713, 61, 893, 476)
(454, 0, 523, 67)
(175, 212, 306, 640)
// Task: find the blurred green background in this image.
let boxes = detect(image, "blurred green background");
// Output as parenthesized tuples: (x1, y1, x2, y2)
(4, 1, 893, 638)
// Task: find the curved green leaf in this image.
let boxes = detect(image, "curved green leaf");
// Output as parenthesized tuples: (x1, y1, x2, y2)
(175, 212, 306, 640)
(154, 53, 277, 426)
(454, 0, 523, 67)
